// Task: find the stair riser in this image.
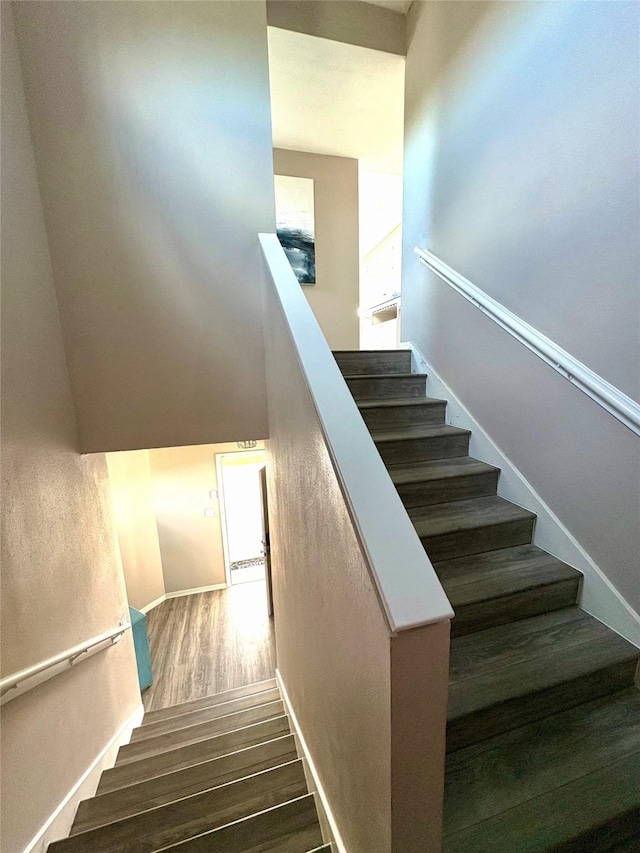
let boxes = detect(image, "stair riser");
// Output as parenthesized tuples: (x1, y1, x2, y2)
(396, 471, 499, 509)
(451, 578, 581, 638)
(377, 433, 470, 465)
(420, 518, 535, 562)
(133, 688, 282, 742)
(141, 680, 277, 726)
(163, 794, 323, 853)
(98, 717, 291, 794)
(116, 701, 285, 766)
(74, 737, 298, 834)
(447, 658, 639, 753)
(52, 763, 308, 853)
(360, 402, 446, 430)
(334, 351, 411, 375)
(346, 375, 426, 400)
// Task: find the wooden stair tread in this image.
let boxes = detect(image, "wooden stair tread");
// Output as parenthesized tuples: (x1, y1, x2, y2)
(341, 371, 420, 380)
(98, 716, 291, 794)
(74, 735, 298, 834)
(357, 396, 446, 409)
(138, 687, 280, 743)
(388, 456, 499, 485)
(142, 679, 277, 726)
(51, 761, 307, 853)
(372, 424, 470, 443)
(155, 793, 323, 852)
(135, 688, 282, 741)
(333, 350, 411, 375)
(443, 751, 640, 852)
(408, 495, 535, 537)
(444, 688, 640, 839)
(117, 701, 285, 765)
(435, 544, 582, 608)
(447, 608, 639, 748)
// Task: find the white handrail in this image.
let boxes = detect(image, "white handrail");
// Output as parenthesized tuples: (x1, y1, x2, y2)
(261, 233, 453, 633)
(0, 617, 130, 706)
(415, 247, 640, 437)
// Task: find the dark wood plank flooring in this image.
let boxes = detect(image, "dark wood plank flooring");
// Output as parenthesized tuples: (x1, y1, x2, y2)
(143, 582, 276, 712)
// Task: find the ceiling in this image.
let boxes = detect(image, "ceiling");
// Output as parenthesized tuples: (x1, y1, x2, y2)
(363, 0, 413, 13)
(268, 27, 405, 174)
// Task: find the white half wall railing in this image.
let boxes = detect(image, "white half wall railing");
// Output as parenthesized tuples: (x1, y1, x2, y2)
(415, 247, 640, 437)
(0, 617, 130, 706)
(260, 232, 451, 852)
(263, 234, 452, 632)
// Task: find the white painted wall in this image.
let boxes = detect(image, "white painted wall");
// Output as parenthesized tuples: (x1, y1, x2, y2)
(1, 7, 140, 850)
(267, 0, 406, 57)
(13, 1, 276, 454)
(402, 1, 640, 613)
(107, 451, 165, 612)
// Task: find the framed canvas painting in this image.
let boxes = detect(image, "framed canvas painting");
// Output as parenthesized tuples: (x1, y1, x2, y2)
(275, 175, 316, 285)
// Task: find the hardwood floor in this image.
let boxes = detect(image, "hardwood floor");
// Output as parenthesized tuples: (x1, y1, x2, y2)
(143, 581, 276, 712)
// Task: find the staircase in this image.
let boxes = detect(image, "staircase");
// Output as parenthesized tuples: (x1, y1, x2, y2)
(334, 349, 640, 852)
(49, 679, 328, 853)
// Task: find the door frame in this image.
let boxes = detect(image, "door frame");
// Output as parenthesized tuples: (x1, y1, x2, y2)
(215, 449, 266, 588)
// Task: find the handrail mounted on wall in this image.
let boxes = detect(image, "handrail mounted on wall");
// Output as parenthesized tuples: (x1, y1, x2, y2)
(415, 247, 640, 437)
(0, 617, 131, 706)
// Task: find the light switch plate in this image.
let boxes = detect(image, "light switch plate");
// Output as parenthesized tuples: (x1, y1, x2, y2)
(204, 507, 215, 517)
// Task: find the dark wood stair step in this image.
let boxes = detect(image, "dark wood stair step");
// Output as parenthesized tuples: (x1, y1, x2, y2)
(447, 608, 640, 751)
(141, 679, 277, 726)
(408, 495, 536, 561)
(74, 735, 298, 834)
(444, 688, 640, 843)
(333, 349, 411, 375)
(373, 424, 471, 465)
(434, 544, 582, 636)
(155, 793, 323, 852)
(135, 688, 282, 741)
(98, 716, 291, 794)
(51, 761, 307, 853)
(344, 372, 426, 401)
(388, 456, 499, 508)
(116, 701, 285, 766)
(357, 396, 447, 430)
(444, 752, 640, 852)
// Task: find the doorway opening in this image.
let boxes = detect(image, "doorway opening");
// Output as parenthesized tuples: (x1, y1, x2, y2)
(216, 450, 267, 586)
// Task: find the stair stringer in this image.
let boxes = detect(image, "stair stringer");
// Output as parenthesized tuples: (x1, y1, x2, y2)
(401, 341, 640, 647)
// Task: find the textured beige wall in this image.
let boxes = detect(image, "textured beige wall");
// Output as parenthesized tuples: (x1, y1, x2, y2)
(13, 1, 275, 454)
(274, 149, 360, 350)
(107, 451, 165, 611)
(402, 1, 640, 613)
(0, 7, 140, 851)
(149, 442, 265, 594)
(264, 286, 393, 851)
(267, 0, 406, 56)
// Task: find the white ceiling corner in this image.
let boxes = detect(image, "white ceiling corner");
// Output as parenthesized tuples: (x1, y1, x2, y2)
(268, 27, 405, 174)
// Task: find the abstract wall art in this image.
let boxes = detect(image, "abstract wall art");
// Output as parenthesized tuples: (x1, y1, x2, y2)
(275, 175, 316, 285)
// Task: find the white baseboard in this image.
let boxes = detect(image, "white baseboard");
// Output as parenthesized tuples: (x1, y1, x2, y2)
(275, 670, 347, 853)
(165, 583, 227, 599)
(24, 703, 144, 853)
(140, 593, 167, 614)
(139, 584, 228, 613)
(403, 341, 640, 648)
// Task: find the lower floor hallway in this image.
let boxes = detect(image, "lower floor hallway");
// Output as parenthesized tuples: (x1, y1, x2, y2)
(142, 580, 276, 712)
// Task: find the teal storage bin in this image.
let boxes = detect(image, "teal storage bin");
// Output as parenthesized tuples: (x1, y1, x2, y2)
(129, 607, 153, 692)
